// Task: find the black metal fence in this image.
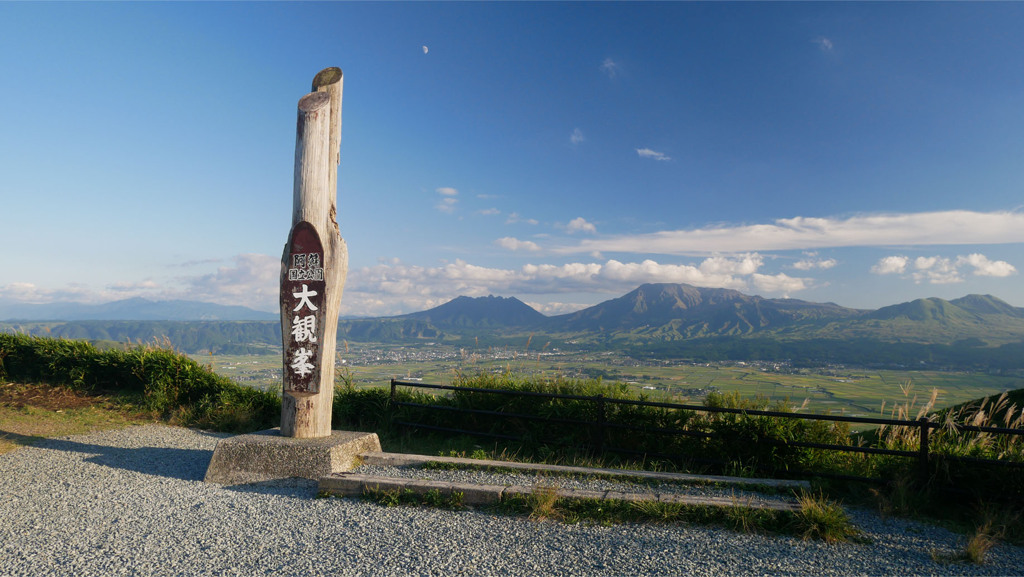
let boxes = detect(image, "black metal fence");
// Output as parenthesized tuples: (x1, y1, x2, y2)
(389, 379, 1024, 483)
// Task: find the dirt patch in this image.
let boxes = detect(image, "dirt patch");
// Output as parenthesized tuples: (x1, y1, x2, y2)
(0, 382, 106, 411)
(0, 382, 156, 455)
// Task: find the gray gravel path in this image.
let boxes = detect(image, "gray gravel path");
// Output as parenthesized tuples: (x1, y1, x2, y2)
(1, 424, 1022, 576)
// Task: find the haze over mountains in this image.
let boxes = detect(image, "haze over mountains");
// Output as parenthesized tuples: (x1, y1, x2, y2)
(0, 297, 276, 322)
(5, 284, 1024, 343)
(4, 284, 1024, 368)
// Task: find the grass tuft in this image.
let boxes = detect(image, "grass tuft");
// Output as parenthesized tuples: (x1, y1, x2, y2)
(962, 522, 1000, 564)
(528, 485, 561, 521)
(932, 504, 1019, 564)
(361, 487, 465, 510)
(793, 491, 863, 543)
(631, 500, 686, 522)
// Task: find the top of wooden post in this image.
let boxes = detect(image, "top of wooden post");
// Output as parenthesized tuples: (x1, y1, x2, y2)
(298, 91, 331, 113)
(311, 67, 343, 193)
(312, 67, 342, 90)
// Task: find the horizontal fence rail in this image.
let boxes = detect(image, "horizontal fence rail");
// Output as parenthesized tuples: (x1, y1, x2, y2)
(389, 379, 1024, 483)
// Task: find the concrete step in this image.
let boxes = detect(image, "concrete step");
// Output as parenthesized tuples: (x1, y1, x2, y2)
(318, 452, 806, 512)
(359, 451, 810, 490)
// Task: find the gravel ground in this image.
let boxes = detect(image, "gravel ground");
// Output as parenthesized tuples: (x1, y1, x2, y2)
(1, 424, 1022, 577)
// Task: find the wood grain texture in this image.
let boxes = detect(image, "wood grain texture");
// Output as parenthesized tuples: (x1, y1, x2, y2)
(280, 77, 348, 438)
(313, 67, 343, 213)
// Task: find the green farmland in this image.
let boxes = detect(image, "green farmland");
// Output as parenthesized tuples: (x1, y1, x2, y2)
(191, 341, 1023, 422)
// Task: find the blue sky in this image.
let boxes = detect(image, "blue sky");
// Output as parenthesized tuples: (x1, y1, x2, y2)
(1, 2, 1023, 317)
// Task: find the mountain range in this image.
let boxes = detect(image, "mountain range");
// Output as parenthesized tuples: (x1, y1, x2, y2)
(379, 284, 1024, 368)
(5, 284, 1024, 368)
(390, 283, 1024, 348)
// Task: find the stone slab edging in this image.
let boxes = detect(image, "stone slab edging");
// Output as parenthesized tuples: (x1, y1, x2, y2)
(317, 473, 802, 512)
(358, 451, 811, 490)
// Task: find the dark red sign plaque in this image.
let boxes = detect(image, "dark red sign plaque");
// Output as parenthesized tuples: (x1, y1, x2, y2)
(281, 221, 326, 393)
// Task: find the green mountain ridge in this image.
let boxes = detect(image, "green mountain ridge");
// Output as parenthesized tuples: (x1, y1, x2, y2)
(951, 294, 1024, 318)
(371, 284, 1024, 368)
(548, 283, 863, 336)
(4, 284, 1024, 369)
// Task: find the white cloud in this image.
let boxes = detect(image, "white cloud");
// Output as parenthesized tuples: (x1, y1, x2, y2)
(871, 252, 1015, 285)
(175, 258, 223, 268)
(340, 253, 808, 315)
(594, 259, 756, 290)
(496, 237, 541, 252)
(0, 283, 104, 307)
(570, 128, 585, 145)
(566, 217, 597, 234)
(434, 187, 459, 213)
(600, 57, 619, 78)
(178, 253, 280, 308)
(814, 37, 834, 52)
(0, 282, 39, 300)
(0, 282, 72, 304)
(0, 254, 283, 312)
(524, 301, 590, 315)
(912, 256, 962, 284)
(871, 256, 909, 275)
(108, 280, 160, 292)
(957, 253, 1017, 277)
(436, 198, 457, 213)
(751, 273, 808, 295)
(1, 251, 817, 318)
(506, 212, 539, 226)
(557, 210, 1024, 256)
(698, 253, 763, 276)
(478, 208, 500, 216)
(636, 148, 670, 161)
(793, 253, 837, 270)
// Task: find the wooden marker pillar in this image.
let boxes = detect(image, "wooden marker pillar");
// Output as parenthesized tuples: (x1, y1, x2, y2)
(280, 68, 347, 438)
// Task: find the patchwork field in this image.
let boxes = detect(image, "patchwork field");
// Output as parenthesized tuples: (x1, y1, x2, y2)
(191, 342, 1023, 422)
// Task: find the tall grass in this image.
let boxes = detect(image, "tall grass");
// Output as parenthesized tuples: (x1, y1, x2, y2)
(0, 333, 279, 432)
(333, 370, 852, 478)
(871, 384, 1024, 506)
(876, 384, 1023, 462)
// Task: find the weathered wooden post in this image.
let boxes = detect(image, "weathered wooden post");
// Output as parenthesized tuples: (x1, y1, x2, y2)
(204, 67, 380, 485)
(280, 68, 348, 438)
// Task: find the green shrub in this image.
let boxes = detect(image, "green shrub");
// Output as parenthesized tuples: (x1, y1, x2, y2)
(332, 384, 392, 430)
(371, 372, 854, 478)
(0, 333, 279, 433)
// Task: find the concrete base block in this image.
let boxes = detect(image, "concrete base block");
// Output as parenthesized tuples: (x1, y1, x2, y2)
(319, 473, 505, 506)
(203, 428, 381, 485)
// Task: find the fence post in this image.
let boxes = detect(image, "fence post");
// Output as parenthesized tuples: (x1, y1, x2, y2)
(918, 417, 930, 484)
(594, 394, 606, 454)
(388, 378, 397, 428)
